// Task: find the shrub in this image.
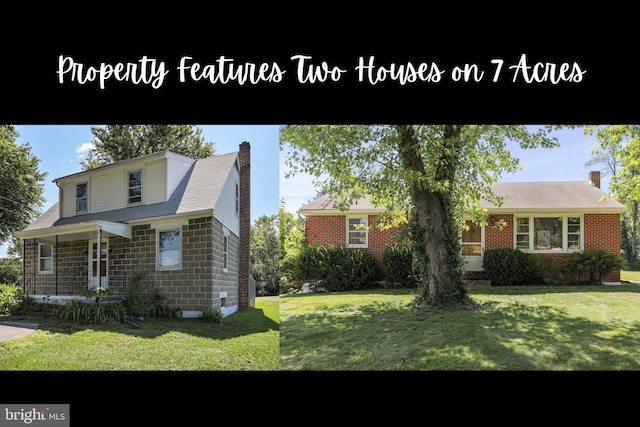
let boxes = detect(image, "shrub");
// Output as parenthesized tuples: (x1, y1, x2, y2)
(123, 269, 177, 318)
(293, 244, 379, 292)
(482, 248, 543, 286)
(382, 244, 418, 288)
(0, 283, 24, 315)
(202, 306, 223, 323)
(563, 250, 626, 285)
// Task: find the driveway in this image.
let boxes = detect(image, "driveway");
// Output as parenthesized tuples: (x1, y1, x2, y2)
(0, 321, 39, 342)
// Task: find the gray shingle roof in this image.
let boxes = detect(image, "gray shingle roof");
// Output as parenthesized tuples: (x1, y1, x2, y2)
(298, 180, 626, 214)
(485, 181, 626, 211)
(298, 193, 385, 213)
(22, 151, 239, 232)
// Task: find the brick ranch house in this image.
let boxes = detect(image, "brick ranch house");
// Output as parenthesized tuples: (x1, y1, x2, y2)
(14, 142, 252, 318)
(298, 171, 627, 285)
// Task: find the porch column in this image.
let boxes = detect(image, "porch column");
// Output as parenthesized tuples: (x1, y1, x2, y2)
(55, 235, 59, 295)
(96, 226, 102, 289)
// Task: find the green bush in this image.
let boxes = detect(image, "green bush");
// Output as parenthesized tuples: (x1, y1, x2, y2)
(293, 244, 379, 292)
(0, 283, 24, 315)
(563, 250, 626, 285)
(482, 248, 543, 286)
(123, 269, 177, 318)
(381, 244, 418, 288)
(202, 306, 223, 323)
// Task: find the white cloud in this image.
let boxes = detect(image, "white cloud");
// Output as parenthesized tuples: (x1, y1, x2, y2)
(76, 142, 95, 154)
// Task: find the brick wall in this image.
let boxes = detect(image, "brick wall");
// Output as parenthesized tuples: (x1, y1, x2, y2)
(304, 214, 398, 276)
(484, 214, 514, 249)
(304, 211, 623, 284)
(22, 215, 237, 312)
(238, 141, 251, 309)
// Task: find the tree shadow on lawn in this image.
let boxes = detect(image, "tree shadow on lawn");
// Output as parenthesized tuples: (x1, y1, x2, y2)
(471, 284, 640, 296)
(280, 297, 640, 370)
(22, 305, 279, 342)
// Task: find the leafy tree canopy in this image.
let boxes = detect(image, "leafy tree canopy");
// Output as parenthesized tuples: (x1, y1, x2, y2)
(0, 125, 47, 243)
(81, 125, 216, 170)
(281, 124, 567, 308)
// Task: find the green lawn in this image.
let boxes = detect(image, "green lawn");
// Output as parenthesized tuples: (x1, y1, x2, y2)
(280, 285, 640, 370)
(0, 296, 279, 370)
(621, 270, 640, 282)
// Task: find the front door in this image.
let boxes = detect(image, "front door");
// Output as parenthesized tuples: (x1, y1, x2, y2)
(462, 220, 484, 272)
(88, 239, 108, 290)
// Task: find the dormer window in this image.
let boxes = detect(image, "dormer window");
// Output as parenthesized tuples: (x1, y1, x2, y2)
(128, 170, 142, 205)
(76, 182, 88, 214)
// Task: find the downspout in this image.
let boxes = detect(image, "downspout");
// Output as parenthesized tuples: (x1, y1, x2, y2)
(95, 224, 102, 291)
(32, 239, 36, 294)
(55, 235, 59, 295)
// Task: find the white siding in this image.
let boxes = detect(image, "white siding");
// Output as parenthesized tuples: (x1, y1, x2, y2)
(60, 181, 75, 218)
(91, 169, 126, 213)
(213, 161, 240, 237)
(56, 152, 195, 218)
(166, 154, 195, 198)
(145, 161, 167, 205)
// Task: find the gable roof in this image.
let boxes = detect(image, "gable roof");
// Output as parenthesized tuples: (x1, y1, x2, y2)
(298, 179, 627, 215)
(484, 181, 626, 212)
(298, 193, 386, 215)
(16, 151, 239, 240)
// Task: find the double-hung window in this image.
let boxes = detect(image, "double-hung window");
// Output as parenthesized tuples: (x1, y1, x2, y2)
(39, 243, 53, 273)
(128, 170, 142, 205)
(157, 228, 181, 270)
(76, 182, 88, 214)
(515, 215, 582, 252)
(223, 227, 230, 273)
(347, 216, 368, 248)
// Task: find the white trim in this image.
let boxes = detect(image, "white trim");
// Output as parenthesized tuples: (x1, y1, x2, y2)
(126, 168, 143, 206)
(75, 181, 89, 215)
(156, 227, 183, 271)
(346, 215, 368, 248)
(38, 243, 53, 274)
(461, 220, 484, 272)
(513, 214, 584, 253)
(222, 226, 230, 273)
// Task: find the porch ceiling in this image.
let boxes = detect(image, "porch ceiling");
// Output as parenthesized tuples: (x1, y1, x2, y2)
(14, 220, 132, 243)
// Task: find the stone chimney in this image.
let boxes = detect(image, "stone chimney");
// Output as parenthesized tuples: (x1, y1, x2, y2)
(589, 170, 601, 188)
(238, 142, 251, 309)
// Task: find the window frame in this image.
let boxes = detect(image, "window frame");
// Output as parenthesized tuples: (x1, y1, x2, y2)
(223, 227, 230, 273)
(156, 227, 182, 271)
(127, 169, 143, 206)
(346, 215, 368, 248)
(513, 214, 583, 253)
(75, 181, 88, 214)
(38, 243, 53, 274)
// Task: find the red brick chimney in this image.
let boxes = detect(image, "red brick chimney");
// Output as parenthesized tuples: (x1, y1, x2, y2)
(589, 170, 601, 188)
(238, 142, 251, 309)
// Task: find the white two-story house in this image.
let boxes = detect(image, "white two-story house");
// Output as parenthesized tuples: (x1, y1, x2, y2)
(15, 142, 252, 317)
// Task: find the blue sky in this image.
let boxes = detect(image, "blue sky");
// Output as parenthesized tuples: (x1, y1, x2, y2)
(279, 125, 611, 216)
(0, 125, 280, 256)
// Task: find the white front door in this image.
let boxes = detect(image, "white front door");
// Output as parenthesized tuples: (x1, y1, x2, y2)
(462, 220, 484, 272)
(88, 239, 108, 290)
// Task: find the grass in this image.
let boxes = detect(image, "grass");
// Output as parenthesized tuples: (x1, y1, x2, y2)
(279, 285, 640, 370)
(0, 296, 279, 370)
(621, 270, 640, 282)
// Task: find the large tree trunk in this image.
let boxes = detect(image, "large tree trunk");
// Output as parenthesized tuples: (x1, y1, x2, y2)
(395, 125, 473, 308)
